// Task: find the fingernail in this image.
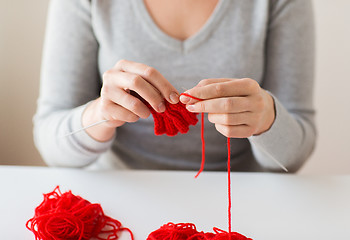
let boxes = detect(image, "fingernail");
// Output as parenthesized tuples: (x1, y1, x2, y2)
(186, 105, 195, 112)
(158, 102, 166, 112)
(180, 95, 190, 104)
(170, 92, 179, 104)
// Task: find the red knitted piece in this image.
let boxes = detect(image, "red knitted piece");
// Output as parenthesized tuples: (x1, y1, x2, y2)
(146, 100, 199, 136)
(26, 186, 134, 240)
(147, 223, 252, 240)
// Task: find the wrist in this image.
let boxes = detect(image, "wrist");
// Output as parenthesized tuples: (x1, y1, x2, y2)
(82, 98, 116, 142)
(255, 90, 276, 135)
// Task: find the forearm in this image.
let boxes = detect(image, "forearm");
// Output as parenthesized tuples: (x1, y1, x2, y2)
(249, 0, 316, 172)
(33, 0, 112, 166)
(248, 96, 316, 172)
(82, 98, 116, 142)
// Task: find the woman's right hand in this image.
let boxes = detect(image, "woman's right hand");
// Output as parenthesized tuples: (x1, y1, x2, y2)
(82, 59, 180, 142)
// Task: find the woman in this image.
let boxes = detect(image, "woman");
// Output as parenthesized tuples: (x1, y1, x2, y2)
(34, 0, 316, 172)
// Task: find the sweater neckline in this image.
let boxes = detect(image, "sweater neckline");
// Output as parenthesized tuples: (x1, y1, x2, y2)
(131, 0, 230, 54)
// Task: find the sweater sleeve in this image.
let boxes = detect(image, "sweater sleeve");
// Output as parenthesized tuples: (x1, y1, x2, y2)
(248, 0, 316, 172)
(33, 0, 114, 167)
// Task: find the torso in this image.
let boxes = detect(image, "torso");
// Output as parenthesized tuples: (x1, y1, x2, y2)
(93, 0, 269, 170)
(143, 0, 219, 40)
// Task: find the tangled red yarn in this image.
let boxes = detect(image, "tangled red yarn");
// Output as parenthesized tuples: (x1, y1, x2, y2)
(26, 186, 134, 240)
(147, 223, 252, 240)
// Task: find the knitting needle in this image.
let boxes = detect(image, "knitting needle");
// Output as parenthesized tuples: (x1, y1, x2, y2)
(61, 97, 288, 172)
(62, 118, 288, 172)
(265, 153, 288, 172)
(253, 143, 288, 172)
(270, 155, 288, 172)
(62, 119, 109, 138)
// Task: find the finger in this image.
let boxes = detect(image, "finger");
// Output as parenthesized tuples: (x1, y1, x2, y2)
(111, 71, 166, 113)
(180, 79, 232, 104)
(215, 123, 255, 138)
(185, 78, 260, 103)
(101, 86, 151, 119)
(186, 97, 250, 113)
(195, 78, 232, 87)
(208, 112, 252, 126)
(115, 59, 180, 104)
(101, 100, 140, 123)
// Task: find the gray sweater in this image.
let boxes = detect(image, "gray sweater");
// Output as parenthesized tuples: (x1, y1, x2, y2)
(34, 0, 316, 172)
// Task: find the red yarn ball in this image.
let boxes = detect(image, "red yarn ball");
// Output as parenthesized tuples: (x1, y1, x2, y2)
(147, 223, 252, 240)
(147, 223, 199, 240)
(26, 186, 133, 240)
(210, 227, 253, 240)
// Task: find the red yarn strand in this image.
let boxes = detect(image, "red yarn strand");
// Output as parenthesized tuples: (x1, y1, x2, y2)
(227, 137, 232, 235)
(179, 94, 233, 232)
(180, 92, 203, 101)
(195, 112, 205, 178)
(178, 93, 240, 238)
(179, 93, 206, 178)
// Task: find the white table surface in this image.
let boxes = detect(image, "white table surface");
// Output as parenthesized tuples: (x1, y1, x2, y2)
(0, 166, 349, 240)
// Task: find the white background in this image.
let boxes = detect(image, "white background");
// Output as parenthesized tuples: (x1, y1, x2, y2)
(2, 167, 350, 239)
(1, 0, 349, 174)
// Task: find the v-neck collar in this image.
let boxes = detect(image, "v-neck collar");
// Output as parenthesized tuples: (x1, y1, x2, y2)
(131, 0, 230, 54)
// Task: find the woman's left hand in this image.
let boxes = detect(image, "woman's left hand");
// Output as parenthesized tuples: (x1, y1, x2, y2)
(179, 78, 276, 138)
